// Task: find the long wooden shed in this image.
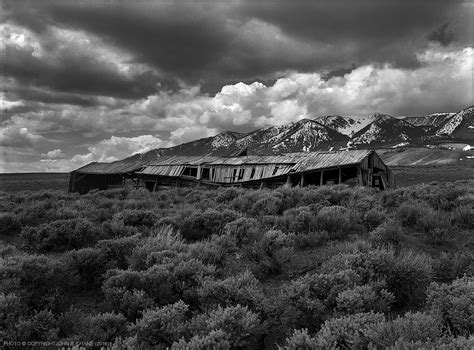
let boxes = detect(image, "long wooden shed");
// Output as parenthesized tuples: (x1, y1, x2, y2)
(136, 150, 395, 191)
(68, 159, 149, 194)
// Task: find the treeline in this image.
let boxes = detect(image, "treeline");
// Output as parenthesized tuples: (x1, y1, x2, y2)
(0, 181, 472, 349)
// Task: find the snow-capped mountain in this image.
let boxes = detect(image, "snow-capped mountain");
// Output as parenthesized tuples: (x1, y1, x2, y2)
(348, 114, 425, 148)
(125, 131, 245, 162)
(404, 113, 455, 130)
(122, 105, 473, 164)
(435, 106, 473, 139)
(232, 119, 348, 154)
(314, 114, 378, 136)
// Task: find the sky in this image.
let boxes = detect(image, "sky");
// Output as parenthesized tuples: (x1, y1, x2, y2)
(1, 0, 473, 172)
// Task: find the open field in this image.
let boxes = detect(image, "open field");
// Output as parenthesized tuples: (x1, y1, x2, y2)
(392, 164, 474, 187)
(0, 173, 69, 192)
(1, 162, 473, 192)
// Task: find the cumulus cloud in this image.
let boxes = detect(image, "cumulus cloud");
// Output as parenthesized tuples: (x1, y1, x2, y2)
(41, 149, 65, 159)
(6, 0, 470, 94)
(0, 126, 44, 148)
(0, 96, 24, 110)
(1, 21, 164, 101)
(73, 135, 172, 164)
(132, 46, 472, 134)
(170, 126, 219, 145)
(1, 44, 472, 172)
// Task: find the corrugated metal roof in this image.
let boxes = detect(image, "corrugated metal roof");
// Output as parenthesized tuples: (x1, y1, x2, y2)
(72, 159, 150, 174)
(292, 150, 371, 172)
(138, 150, 373, 177)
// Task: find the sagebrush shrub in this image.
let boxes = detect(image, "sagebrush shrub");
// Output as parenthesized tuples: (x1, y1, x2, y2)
(15, 310, 60, 341)
(96, 235, 140, 270)
(172, 329, 231, 349)
(198, 270, 264, 309)
(216, 187, 243, 203)
(315, 312, 385, 349)
(224, 217, 261, 246)
(189, 305, 262, 348)
(178, 209, 239, 241)
(281, 328, 319, 350)
(387, 335, 474, 350)
(451, 205, 474, 229)
(131, 300, 189, 347)
(432, 252, 473, 283)
(244, 229, 294, 276)
(0, 213, 21, 236)
(87, 312, 127, 342)
(336, 283, 394, 314)
(128, 226, 185, 270)
(113, 209, 158, 228)
(188, 233, 238, 266)
(315, 206, 355, 237)
(363, 207, 388, 231)
(58, 308, 89, 339)
(396, 201, 430, 227)
(104, 257, 215, 307)
(274, 269, 361, 333)
(279, 206, 319, 234)
(367, 312, 442, 348)
(21, 218, 100, 252)
(426, 276, 473, 336)
(293, 230, 329, 250)
(0, 254, 70, 311)
(0, 293, 22, 338)
(321, 247, 432, 309)
(369, 219, 404, 246)
(63, 248, 109, 290)
(251, 194, 284, 216)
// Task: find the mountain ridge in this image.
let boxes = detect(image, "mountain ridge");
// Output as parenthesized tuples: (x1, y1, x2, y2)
(124, 105, 473, 163)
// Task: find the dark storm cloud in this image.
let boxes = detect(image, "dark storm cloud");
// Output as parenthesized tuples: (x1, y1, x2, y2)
(3, 44, 161, 99)
(44, 3, 232, 79)
(6, 86, 100, 107)
(322, 64, 357, 80)
(4, 0, 468, 97)
(428, 23, 455, 46)
(239, 0, 467, 65)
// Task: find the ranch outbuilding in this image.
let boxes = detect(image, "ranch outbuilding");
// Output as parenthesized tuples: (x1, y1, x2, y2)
(135, 149, 394, 191)
(69, 150, 394, 193)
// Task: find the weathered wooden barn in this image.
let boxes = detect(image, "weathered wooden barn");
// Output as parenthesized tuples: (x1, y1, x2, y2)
(136, 150, 395, 191)
(68, 159, 149, 194)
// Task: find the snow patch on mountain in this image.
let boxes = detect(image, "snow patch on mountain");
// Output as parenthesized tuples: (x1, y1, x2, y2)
(405, 113, 455, 127)
(315, 114, 378, 136)
(436, 106, 473, 136)
(211, 131, 243, 148)
(436, 114, 464, 135)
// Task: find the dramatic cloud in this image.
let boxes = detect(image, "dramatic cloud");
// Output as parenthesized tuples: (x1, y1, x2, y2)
(73, 135, 172, 164)
(428, 23, 455, 46)
(0, 126, 45, 148)
(41, 149, 65, 159)
(5, 0, 470, 95)
(1, 1, 472, 172)
(1, 21, 163, 101)
(131, 46, 472, 131)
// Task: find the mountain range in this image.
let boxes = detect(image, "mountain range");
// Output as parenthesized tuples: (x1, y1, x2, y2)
(127, 105, 473, 162)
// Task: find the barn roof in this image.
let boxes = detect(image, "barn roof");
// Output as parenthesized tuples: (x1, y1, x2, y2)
(72, 159, 150, 174)
(292, 149, 371, 172)
(138, 150, 373, 176)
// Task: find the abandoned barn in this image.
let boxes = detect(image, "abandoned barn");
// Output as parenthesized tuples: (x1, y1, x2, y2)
(135, 150, 395, 191)
(68, 159, 149, 194)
